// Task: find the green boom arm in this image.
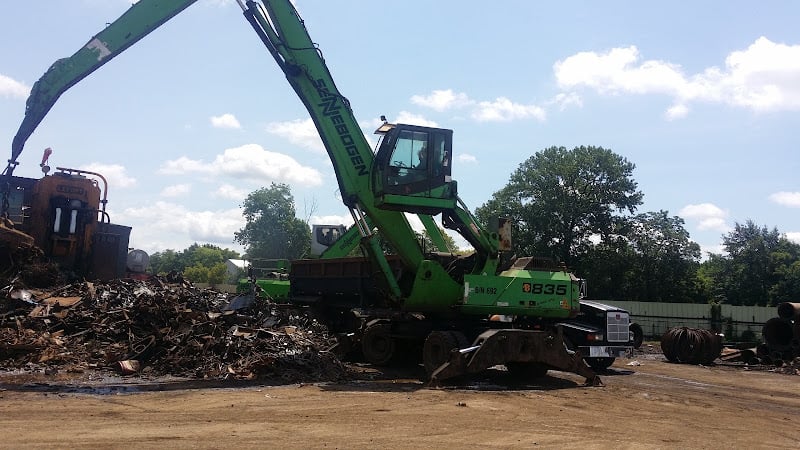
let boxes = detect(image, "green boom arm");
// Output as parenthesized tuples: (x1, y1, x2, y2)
(240, 2, 425, 266)
(6, 0, 199, 176)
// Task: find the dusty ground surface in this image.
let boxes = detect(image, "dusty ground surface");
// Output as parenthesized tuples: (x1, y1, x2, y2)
(1, 348, 799, 449)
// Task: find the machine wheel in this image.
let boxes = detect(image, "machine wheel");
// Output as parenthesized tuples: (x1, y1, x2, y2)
(630, 322, 644, 349)
(585, 357, 615, 371)
(423, 331, 465, 375)
(361, 323, 396, 366)
(506, 362, 549, 379)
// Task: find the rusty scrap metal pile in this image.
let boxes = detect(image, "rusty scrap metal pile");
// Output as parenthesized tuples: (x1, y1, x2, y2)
(755, 302, 800, 371)
(680, 302, 800, 375)
(0, 276, 349, 382)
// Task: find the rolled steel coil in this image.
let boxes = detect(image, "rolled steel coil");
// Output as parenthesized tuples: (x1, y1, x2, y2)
(776, 302, 800, 320)
(660, 327, 723, 365)
(763, 317, 794, 352)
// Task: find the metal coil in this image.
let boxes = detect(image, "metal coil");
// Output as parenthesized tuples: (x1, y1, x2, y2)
(777, 302, 800, 320)
(763, 317, 794, 352)
(660, 327, 723, 365)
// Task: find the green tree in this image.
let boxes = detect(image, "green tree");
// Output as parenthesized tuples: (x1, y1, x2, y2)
(724, 221, 781, 306)
(577, 212, 701, 302)
(703, 220, 800, 306)
(185, 243, 239, 268)
(234, 183, 311, 260)
(148, 249, 180, 274)
(207, 263, 229, 286)
(183, 265, 209, 283)
(575, 234, 635, 300)
(418, 226, 459, 253)
(697, 253, 729, 304)
(476, 145, 643, 267)
(148, 244, 240, 275)
(622, 211, 702, 302)
(770, 251, 800, 304)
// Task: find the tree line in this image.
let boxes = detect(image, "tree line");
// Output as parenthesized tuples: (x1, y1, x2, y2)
(149, 243, 241, 285)
(476, 146, 800, 306)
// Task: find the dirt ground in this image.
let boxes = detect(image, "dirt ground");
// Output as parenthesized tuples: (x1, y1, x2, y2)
(1, 349, 799, 449)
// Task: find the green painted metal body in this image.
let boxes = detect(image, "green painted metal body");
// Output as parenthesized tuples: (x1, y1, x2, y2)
(237, 224, 359, 300)
(462, 270, 578, 318)
(238, 278, 290, 300)
(236, 258, 290, 299)
(419, 214, 450, 253)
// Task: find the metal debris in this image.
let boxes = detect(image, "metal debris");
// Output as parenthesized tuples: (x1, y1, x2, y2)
(710, 302, 800, 375)
(0, 276, 349, 383)
(660, 327, 723, 365)
(755, 302, 800, 369)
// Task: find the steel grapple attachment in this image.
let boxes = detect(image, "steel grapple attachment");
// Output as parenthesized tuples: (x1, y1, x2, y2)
(429, 328, 602, 386)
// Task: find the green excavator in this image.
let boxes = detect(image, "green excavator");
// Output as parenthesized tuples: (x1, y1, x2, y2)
(7, 0, 637, 384)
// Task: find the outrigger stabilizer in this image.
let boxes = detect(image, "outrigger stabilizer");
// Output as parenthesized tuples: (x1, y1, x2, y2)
(430, 327, 604, 386)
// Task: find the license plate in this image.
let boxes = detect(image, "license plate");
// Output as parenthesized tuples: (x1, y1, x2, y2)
(589, 346, 608, 357)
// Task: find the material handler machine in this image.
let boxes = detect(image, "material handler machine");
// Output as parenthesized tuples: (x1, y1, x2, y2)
(1, 148, 132, 280)
(7, 0, 633, 383)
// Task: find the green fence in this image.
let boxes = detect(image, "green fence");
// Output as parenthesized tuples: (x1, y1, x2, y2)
(597, 300, 777, 341)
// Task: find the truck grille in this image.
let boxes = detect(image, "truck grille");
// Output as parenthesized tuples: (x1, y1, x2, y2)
(606, 311, 630, 342)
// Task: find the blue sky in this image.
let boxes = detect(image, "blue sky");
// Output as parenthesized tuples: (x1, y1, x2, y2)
(1, 0, 798, 258)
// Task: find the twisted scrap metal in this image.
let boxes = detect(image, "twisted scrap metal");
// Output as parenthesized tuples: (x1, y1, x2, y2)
(0, 276, 349, 382)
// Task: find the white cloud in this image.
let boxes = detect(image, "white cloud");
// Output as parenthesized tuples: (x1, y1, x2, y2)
(0, 74, 30, 99)
(214, 184, 249, 200)
(679, 202, 731, 232)
(410, 89, 547, 122)
(697, 217, 731, 232)
(210, 113, 241, 129)
(472, 97, 546, 122)
(160, 183, 191, 197)
(117, 201, 245, 253)
(699, 242, 727, 258)
(769, 191, 800, 207)
(81, 163, 137, 189)
(547, 92, 583, 111)
(395, 111, 439, 127)
(410, 89, 472, 111)
(266, 118, 325, 153)
(786, 232, 800, 244)
(665, 104, 689, 120)
(213, 144, 323, 185)
(158, 156, 209, 175)
(458, 154, 477, 163)
(555, 46, 684, 95)
(554, 37, 800, 116)
(679, 203, 727, 219)
(159, 144, 323, 186)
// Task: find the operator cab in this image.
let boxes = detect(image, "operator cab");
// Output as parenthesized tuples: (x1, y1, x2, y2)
(310, 224, 347, 256)
(372, 122, 456, 214)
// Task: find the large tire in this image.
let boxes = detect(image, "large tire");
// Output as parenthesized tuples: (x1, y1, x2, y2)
(361, 323, 396, 366)
(423, 331, 463, 375)
(585, 357, 615, 370)
(630, 323, 644, 349)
